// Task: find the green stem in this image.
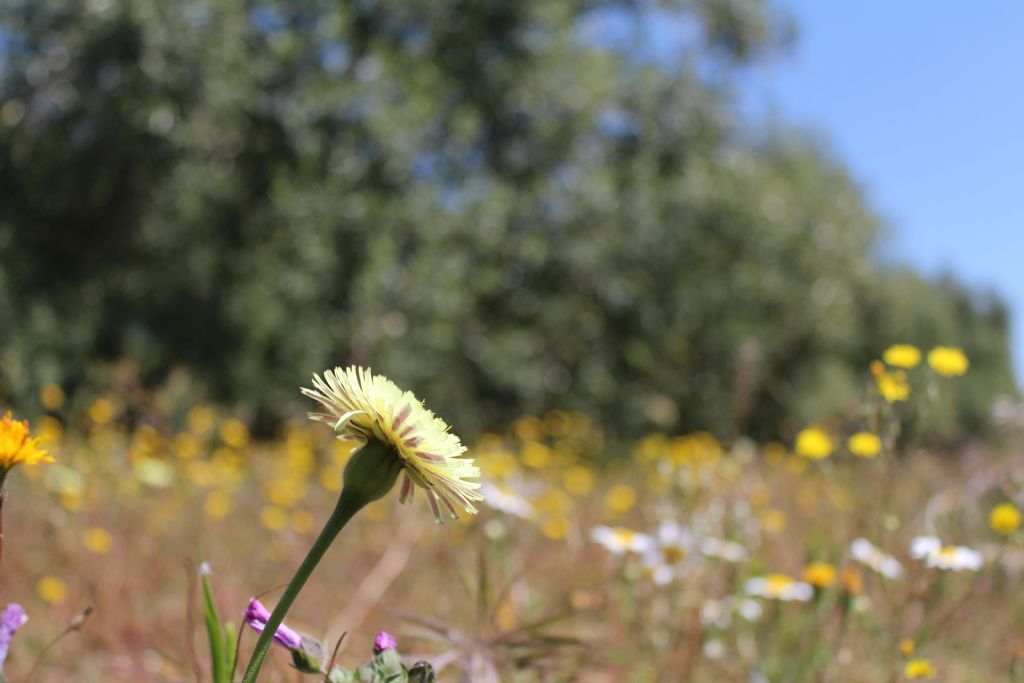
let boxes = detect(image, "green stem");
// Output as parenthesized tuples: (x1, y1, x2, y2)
(240, 489, 364, 683)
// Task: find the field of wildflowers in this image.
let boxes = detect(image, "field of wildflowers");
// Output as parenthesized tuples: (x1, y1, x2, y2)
(1, 344, 1022, 682)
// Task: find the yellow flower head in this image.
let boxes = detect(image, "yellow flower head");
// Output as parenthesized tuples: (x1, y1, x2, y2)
(302, 367, 482, 522)
(927, 346, 969, 376)
(795, 427, 832, 460)
(877, 370, 910, 403)
(900, 638, 915, 656)
(803, 561, 838, 588)
(990, 503, 1021, 535)
(904, 658, 936, 679)
(883, 344, 921, 369)
(848, 432, 882, 458)
(0, 411, 53, 476)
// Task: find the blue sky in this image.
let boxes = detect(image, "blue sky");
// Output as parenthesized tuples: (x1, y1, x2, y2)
(739, 2, 1024, 380)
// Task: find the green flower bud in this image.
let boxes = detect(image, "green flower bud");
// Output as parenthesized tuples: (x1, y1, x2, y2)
(408, 661, 437, 683)
(341, 438, 404, 510)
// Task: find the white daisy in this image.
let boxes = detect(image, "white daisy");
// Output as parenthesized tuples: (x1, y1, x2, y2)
(850, 538, 904, 579)
(744, 574, 813, 602)
(590, 526, 654, 555)
(910, 535, 984, 571)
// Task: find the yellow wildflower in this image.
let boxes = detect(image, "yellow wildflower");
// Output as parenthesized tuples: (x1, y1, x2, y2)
(904, 658, 936, 679)
(795, 427, 832, 460)
(900, 639, 915, 656)
(563, 466, 594, 496)
(84, 527, 113, 554)
(260, 505, 288, 531)
(0, 411, 53, 478)
(205, 490, 232, 519)
(803, 561, 838, 588)
(848, 432, 882, 458)
(37, 576, 67, 604)
(883, 344, 921, 368)
(841, 567, 864, 594)
(39, 383, 65, 410)
(760, 508, 787, 534)
(88, 397, 115, 424)
(219, 418, 250, 448)
(877, 370, 910, 403)
(303, 367, 482, 521)
(521, 441, 552, 468)
(186, 405, 216, 434)
(605, 484, 637, 514)
(990, 503, 1021, 535)
(927, 346, 969, 376)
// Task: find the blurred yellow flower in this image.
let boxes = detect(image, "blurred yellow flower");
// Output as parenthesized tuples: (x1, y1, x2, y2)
(877, 370, 910, 403)
(512, 416, 545, 442)
(900, 639, 915, 656)
(563, 466, 594, 496)
(187, 405, 216, 434)
(605, 484, 637, 514)
(219, 418, 250, 448)
(260, 505, 288, 531)
(290, 509, 314, 534)
(904, 658, 936, 679)
(883, 344, 921, 369)
(0, 412, 52, 478)
(541, 515, 569, 540)
(521, 441, 552, 468)
(89, 397, 115, 425)
(318, 465, 343, 492)
(37, 576, 67, 604)
(927, 346, 969, 376)
(205, 490, 232, 519)
(802, 561, 837, 588)
(40, 383, 65, 410)
(761, 442, 787, 465)
(990, 503, 1021, 535)
(848, 432, 882, 458)
(795, 427, 832, 460)
(760, 508, 787, 534)
(841, 567, 864, 595)
(84, 526, 113, 554)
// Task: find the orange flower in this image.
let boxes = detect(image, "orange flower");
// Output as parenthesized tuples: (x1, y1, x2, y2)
(0, 411, 52, 479)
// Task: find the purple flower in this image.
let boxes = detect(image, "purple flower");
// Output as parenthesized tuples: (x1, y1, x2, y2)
(243, 598, 303, 651)
(374, 631, 398, 653)
(0, 604, 28, 672)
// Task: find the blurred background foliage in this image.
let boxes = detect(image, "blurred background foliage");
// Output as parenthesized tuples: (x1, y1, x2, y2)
(0, 0, 1016, 442)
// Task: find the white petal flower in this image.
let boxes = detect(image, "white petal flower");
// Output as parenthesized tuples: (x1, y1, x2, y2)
(911, 535, 984, 571)
(590, 526, 654, 555)
(745, 574, 813, 602)
(850, 538, 904, 579)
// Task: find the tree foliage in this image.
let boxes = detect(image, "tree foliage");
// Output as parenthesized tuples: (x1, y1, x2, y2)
(0, 0, 1015, 440)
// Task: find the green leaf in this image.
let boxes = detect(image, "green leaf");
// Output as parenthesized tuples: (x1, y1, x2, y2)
(200, 565, 228, 683)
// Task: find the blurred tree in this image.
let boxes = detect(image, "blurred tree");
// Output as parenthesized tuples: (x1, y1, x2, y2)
(0, 0, 1015, 440)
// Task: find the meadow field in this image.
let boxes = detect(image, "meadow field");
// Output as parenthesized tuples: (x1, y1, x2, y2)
(1, 346, 1021, 682)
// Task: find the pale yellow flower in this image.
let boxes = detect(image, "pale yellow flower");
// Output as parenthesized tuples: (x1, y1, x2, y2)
(883, 344, 921, 369)
(927, 346, 969, 376)
(303, 366, 482, 521)
(876, 370, 910, 403)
